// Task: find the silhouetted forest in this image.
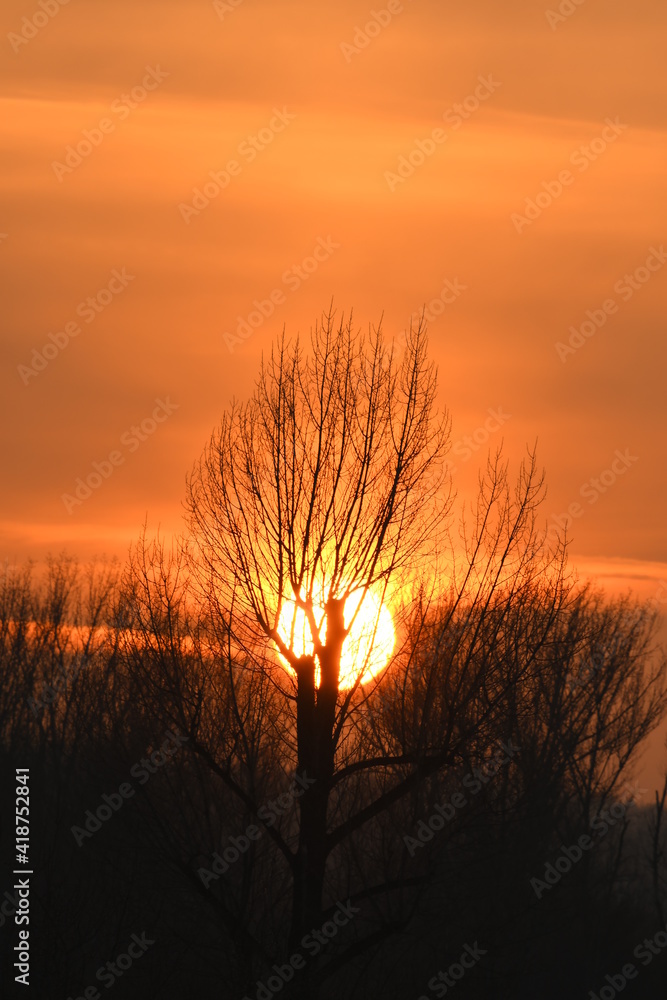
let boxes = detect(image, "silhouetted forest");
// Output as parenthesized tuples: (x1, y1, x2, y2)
(2, 319, 666, 999)
(1, 551, 666, 999)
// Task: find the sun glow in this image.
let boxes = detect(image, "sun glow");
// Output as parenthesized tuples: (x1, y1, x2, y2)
(276, 587, 395, 690)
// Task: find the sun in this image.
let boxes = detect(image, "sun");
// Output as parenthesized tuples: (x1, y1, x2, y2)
(276, 586, 395, 690)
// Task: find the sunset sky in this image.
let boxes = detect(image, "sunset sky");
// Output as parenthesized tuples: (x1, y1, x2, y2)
(2, 0, 666, 614)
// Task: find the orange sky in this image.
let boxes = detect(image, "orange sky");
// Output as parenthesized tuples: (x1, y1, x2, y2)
(1, 0, 666, 606)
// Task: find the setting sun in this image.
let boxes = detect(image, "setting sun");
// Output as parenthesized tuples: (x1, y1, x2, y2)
(276, 587, 395, 690)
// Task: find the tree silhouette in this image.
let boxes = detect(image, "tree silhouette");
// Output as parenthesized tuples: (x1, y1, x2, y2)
(185, 309, 451, 963)
(175, 308, 666, 997)
(3, 312, 666, 999)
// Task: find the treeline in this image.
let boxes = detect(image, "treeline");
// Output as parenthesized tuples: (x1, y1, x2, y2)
(0, 549, 666, 999)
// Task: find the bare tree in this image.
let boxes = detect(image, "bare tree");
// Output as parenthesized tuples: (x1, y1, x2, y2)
(185, 309, 451, 962)
(5, 311, 665, 999)
(177, 309, 667, 997)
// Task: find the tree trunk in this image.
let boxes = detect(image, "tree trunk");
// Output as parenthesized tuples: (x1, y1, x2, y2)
(288, 599, 345, 998)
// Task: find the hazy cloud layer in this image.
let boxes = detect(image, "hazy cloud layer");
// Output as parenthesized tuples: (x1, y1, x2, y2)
(1, 0, 665, 574)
